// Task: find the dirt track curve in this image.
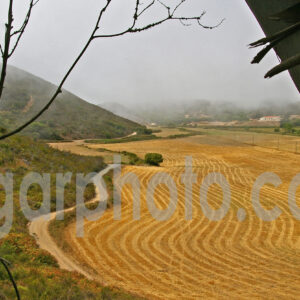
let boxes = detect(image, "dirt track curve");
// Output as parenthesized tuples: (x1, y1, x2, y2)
(28, 164, 117, 279)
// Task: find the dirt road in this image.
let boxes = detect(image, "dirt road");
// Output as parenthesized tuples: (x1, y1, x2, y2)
(28, 164, 117, 279)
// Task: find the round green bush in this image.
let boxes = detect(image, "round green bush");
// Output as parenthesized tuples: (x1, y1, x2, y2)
(145, 153, 163, 166)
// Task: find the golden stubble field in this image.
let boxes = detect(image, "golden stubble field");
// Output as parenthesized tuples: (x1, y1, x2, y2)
(53, 135, 300, 299)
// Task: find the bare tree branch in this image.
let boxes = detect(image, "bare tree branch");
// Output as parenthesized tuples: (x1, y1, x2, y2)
(0, 258, 20, 300)
(179, 19, 192, 27)
(0, 0, 40, 102)
(0, 0, 224, 140)
(138, 0, 155, 17)
(0, 0, 14, 100)
(157, 0, 171, 17)
(9, 0, 41, 58)
(93, 0, 224, 39)
(172, 0, 186, 16)
(196, 16, 225, 29)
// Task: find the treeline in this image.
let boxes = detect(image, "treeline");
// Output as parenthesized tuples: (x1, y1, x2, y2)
(279, 119, 300, 135)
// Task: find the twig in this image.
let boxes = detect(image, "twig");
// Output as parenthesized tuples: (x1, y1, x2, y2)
(9, 0, 41, 58)
(196, 17, 225, 29)
(172, 0, 186, 16)
(0, 0, 14, 100)
(0, 257, 20, 300)
(157, 0, 171, 17)
(138, 0, 155, 17)
(179, 19, 192, 26)
(0, 0, 40, 102)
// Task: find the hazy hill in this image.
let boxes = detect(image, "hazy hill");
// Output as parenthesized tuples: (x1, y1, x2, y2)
(99, 102, 146, 124)
(0, 66, 143, 140)
(123, 99, 300, 125)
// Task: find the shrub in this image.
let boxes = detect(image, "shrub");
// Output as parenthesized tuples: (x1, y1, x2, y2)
(274, 128, 280, 133)
(282, 122, 293, 133)
(136, 127, 153, 135)
(145, 153, 163, 166)
(0, 127, 7, 134)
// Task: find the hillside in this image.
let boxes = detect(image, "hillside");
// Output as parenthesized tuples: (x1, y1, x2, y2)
(0, 135, 141, 299)
(0, 66, 144, 140)
(99, 102, 145, 125)
(118, 99, 300, 126)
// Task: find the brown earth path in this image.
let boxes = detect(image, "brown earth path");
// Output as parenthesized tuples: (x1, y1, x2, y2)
(28, 164, 117, 279)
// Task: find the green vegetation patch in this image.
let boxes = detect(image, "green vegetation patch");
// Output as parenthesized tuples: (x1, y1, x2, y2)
(145, 153, 163, 166)
(85, 134, 160, 144)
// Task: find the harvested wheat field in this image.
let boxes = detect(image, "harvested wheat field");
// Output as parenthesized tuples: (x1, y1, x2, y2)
(60, 136, 300, 299)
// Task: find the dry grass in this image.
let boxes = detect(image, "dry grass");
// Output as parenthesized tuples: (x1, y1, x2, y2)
(49, 140, 131, 164)
(184, 128, 300, 153)
(51, 135, 300, 299)
(49, 140, 102, 156)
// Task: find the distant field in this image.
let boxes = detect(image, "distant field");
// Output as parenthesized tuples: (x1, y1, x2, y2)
(183, 128, 300, 153)
(149, 127, 186, 137)
(52, 134, 300, 299)
(49, 141, 138, 164)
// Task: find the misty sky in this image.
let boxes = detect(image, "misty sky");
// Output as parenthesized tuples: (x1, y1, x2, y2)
(0, 0, 299, 107)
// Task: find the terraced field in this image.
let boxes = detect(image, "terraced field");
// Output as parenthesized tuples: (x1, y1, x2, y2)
(57, 136, 300, 299)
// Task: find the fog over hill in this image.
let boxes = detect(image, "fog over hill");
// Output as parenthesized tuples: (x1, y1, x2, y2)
(98, 102, 145, 125)
(101, 99, 300, 125)
(0, 66, 143, 139)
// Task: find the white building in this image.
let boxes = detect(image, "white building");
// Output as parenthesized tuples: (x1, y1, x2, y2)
(259, 116, 281, 122)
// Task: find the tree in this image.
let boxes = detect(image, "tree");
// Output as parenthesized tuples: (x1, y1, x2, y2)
(145, 153, 163, 166)
(0, 0, 224, 140)
(282, 122, 293, 133)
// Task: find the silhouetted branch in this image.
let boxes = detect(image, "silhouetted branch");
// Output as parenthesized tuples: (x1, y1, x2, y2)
(138, 0, 155, 17)
(9, 0, 41, 58)
(172, 0, 186, 16)
(0, 0, 14, 100)
(157, 0, 171, 17)
(196, 15, 225, 29)
(0, 0, 223, 140)
(0, 0, 40, 101)
(93, 0, 224, 38)
(179, 19, 192, 26)
(0, 257, 20, 300)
